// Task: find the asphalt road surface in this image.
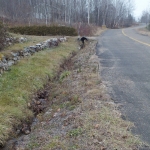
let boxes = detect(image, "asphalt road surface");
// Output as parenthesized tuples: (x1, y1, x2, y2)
(96, 26, 150, 146)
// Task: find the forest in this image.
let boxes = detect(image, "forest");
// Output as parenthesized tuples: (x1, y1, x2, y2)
(0, 0, 135, 28)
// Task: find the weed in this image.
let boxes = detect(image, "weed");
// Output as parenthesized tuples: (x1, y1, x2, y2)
(44, 141, 58, 149)
(27, 142, 40, 149)
(69, 144, 79, 150)
(59, 71, 71, 83)
(0, 53, 3, 60)
(68, 128, 83, 137)
(43, 138, 66, 150)
(92, 66, 97, 73)
(77, 66, 82, 73)
(70, 95, 81, 104)
(68, 105, 76, 111)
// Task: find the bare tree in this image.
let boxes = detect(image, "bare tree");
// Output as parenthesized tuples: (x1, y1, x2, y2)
(0, 0, 135, 27)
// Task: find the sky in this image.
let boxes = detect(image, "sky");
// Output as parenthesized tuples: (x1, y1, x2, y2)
(134, 0, 150, 18)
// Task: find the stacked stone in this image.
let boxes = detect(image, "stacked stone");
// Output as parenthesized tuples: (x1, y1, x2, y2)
(0, 37, 67, 76)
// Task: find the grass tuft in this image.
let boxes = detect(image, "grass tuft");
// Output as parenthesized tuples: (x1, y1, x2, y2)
(59, 71, 71, 83)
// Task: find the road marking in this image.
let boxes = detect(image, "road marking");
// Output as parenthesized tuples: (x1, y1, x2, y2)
(122, 29, 150, 47)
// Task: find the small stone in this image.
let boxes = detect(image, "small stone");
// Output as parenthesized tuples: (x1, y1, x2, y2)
(13, 57, 18, 61)
(36, 100, 41, 105)
(27, 103, 31, 108)
(24, 130, 30, 135)
(57, 108, 60, 112)
(53, 112, 58, 117)
(8, 60, 15, 66)
(0, 62, 3, 68)
(11, 52, 18, 57)
(93, 139, 99, 145)
(36, 43, 42, 47)
(95, 124, 100, 129)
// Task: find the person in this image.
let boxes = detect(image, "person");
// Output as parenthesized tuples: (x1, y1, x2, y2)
(78, 37, 88, 48)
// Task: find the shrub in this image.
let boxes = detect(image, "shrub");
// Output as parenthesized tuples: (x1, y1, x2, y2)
(9, 26, 77, 36)
(0, 22, 8, 51)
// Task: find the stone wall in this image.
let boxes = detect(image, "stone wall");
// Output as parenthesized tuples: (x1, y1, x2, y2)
(0, 37, 67, 75)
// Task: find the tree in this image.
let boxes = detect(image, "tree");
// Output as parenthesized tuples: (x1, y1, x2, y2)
(0, 22, 7, 51)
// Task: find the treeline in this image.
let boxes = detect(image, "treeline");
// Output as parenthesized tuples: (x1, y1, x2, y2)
(140, 11, 150, 24)
(0, 0, 135, 28)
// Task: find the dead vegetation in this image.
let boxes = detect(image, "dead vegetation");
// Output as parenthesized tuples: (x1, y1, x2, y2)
(7, 40, 143, 150)
(137, 27, 150, 36)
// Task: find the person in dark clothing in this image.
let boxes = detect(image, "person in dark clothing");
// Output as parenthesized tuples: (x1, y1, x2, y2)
(78, 37, 88, 48)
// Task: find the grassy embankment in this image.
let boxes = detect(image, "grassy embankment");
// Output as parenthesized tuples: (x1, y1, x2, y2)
(20, 41, 142, 150)
(0, 37, 78, 146)
(0, 29, 144, 149)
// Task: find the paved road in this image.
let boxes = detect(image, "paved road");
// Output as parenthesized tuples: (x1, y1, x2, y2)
(96, 27, 150, 146)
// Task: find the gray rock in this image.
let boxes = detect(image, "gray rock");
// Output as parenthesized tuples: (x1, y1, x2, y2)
(41, 45, 46, 49)
(17, 56, 20, 60)
(59, 38, 66, 42)
(2, 58, 7, 63)
(19, 37, 27, 43)
(23, 53, 31, 56)
(23, 47, 30, 53)
(8, 60, 15, 67)
(8, 42, 12, 46)
(29, 49, 36, 54)
(52, 38, 58, 42)
(35, 46, 41, 51)
(0, 62, 4, 68)
(3, 63, 9, 70)
(43, 41, 49, 47)
(6, 38, 10, 42)
(11, 52, 19, 57)
(36, 43, 42, 47)
(30, 46, 36, 49)
(13, 57, 18, 61)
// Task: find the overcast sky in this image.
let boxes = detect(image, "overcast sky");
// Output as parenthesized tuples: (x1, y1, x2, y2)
(134, 0, 150, 18)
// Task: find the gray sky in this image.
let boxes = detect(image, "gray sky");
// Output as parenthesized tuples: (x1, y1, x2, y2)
(134, 0, 150, 18)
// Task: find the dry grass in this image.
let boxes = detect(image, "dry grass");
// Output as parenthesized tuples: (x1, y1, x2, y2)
(93, 27, 107, 36)
(137, 27, 150, 36)
(16, 40, 143, 150)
